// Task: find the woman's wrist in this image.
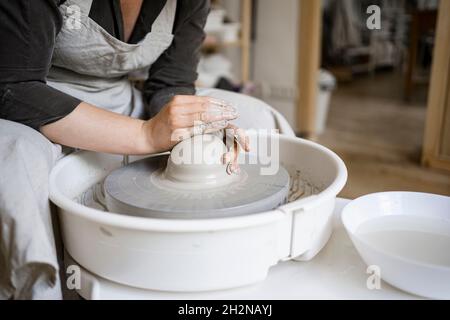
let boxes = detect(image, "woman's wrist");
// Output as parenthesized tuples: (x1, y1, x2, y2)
(136, 119, 156, 155)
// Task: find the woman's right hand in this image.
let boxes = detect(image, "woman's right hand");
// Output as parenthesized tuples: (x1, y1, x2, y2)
(40, 97, 245, 161)
(143, 95, 239, 153)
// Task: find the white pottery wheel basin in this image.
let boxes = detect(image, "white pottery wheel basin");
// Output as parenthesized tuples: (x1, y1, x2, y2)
(49, 133, 347, 292)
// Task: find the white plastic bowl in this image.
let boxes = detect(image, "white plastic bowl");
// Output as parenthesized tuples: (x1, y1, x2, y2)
(342, 192, 450, 299)
(50, 134, 347, 292)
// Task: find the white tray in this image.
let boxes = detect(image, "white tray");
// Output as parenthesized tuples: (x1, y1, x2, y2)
(72, 198, 417, 299)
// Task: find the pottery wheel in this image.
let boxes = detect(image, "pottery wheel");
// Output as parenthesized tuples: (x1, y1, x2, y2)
(104, 135, 290, 219)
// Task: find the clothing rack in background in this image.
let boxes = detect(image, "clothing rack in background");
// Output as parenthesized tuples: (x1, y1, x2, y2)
(322, 0, 409, 81)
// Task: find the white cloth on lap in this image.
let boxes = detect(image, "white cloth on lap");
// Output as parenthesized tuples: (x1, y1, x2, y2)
(0, 120, 62, 299)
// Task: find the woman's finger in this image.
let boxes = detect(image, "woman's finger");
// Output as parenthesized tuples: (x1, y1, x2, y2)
(170, 99, 238, 116)
(220, 124, 249, 175)
(225, 123, 250, 152)
(171, 103, 238, 117)
(169, 95, 212, 105)
(171, 120, 229, 140)
(171, 111, 237, 128)
(222, 151, 240, 175)
(171, 95, 235, 109)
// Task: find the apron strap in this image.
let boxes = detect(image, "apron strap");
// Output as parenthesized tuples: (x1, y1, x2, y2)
(62, 0, 93, 15)
(151, 0, 177, 34)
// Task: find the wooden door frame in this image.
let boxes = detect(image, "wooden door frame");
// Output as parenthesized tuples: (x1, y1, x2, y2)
(297, 0, 322, 137)
(422, 0, 450, 171)
(240, 0, 252, 83)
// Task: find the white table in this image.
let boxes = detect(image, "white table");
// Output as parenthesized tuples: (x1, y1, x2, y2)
(75, 198, 417, 299)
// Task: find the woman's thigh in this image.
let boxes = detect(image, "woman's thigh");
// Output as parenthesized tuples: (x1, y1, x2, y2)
(0, 120, 62, 199)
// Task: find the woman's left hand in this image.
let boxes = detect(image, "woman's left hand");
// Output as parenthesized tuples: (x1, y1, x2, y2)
(221, 123, 250, 175)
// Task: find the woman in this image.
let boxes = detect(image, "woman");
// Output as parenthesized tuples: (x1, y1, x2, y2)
(0, 0, 284, 299)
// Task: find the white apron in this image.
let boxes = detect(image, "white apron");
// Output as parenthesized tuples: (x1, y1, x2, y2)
(47, 0, 177, 118)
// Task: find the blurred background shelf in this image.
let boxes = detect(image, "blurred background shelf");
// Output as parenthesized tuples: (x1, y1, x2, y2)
(198, 0, 252, 88)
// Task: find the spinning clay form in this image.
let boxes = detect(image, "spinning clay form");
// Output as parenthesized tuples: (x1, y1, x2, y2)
(104, 134, 290, 219)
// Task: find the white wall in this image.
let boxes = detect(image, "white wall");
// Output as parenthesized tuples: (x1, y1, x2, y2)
(221, 0, 300, 129)
(252, 0, 299, 129)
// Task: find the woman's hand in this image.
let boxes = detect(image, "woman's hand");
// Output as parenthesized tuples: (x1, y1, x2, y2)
(222, 123, 250, 174)
(143, 95, 250, 174)
(143, 95, 239, 153)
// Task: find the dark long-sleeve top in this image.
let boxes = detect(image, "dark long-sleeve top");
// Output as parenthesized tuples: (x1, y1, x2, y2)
(0, 0, 208, 130)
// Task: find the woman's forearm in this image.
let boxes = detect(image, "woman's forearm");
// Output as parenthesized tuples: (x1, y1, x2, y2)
(40, 102, 153, 155)
(41, 95, 240, 157)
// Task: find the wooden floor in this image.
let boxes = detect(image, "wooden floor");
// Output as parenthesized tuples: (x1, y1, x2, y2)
(317, 71, 450, 199)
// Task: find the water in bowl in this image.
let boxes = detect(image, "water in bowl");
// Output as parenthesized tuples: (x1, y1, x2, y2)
(356, 215, 450, 267)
